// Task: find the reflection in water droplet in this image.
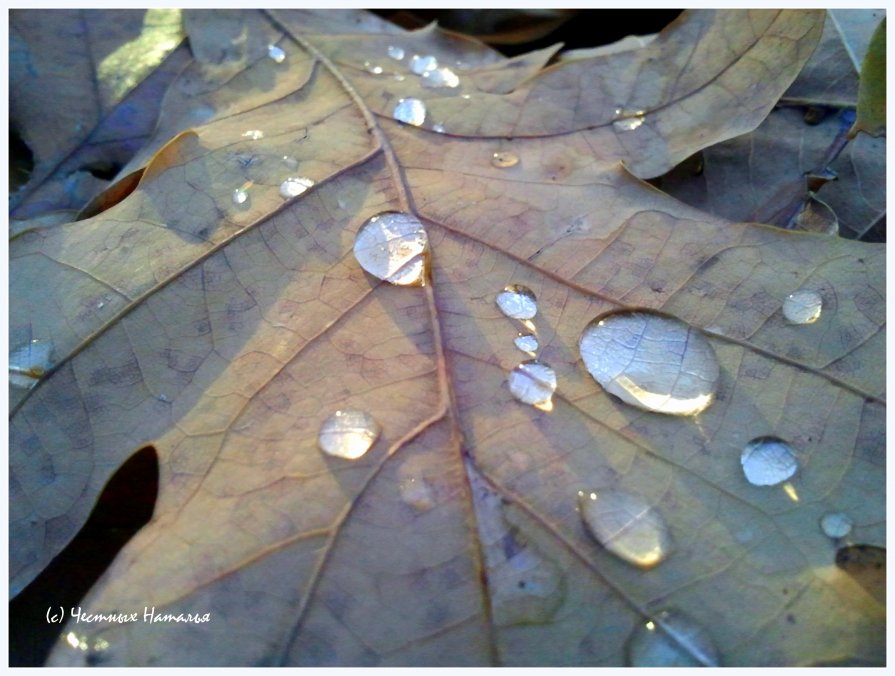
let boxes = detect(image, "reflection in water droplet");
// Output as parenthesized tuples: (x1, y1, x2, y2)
(508, 360, 556, 409)
(579, 311, 720, 416)
(267, 44, 286, 63)
(741, 436, 798, 486)
(399, 476, 436, 511)
(282, 155, 298, 170)
(363, 60, 383, 75)
(628, 609, 719, 667)
(10, 338, 54, 389)
(577, 489, 671, 569)
(353, 211, 430, 286)
(820, 512, 853, 539)
(613, 109, 646, 131)
(232, 183, 251, 206)
(393, 97, 427, 126)
(514, 333, 539, 355)
(496, 284, 538, 320)
(783, 288, 823, 324)
(241, 129, 264, 140)
(421, 66, 460, 88)
(432, 123, 446, 133)
(318, 410, 380, 460)
(491, 151, 519, 168)
(388, 45, 405, 61)
(65, 631, 89, 652)
(279, 176, 315, 199)
(409, 54, 438, 74)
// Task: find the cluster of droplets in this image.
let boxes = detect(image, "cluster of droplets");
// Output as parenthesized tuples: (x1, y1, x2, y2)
(613, 108, 646, 132)
(383, 43, 462, 131)
(230, 145, 315, 208)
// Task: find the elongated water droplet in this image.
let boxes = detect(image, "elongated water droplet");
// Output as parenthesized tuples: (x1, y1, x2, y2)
(628, 609, 719, 667)
(241, 129, 264, 140)
(783, 288, 823, 324)
(491, 151, 519, 168)
(393, 97, 426, 126)
(387, 45, 405, 61)
(496, 284, 537, 320)
(279, 176, 314, 199)
(267, 44, 286, 63)
(577, 489, 671, 569)
(10, 338, 53, 389)
(579, 311, 720, 416)
(409, 54, 438, 74)
(514, 333, 539, 355)
(613, 109, 646, 131)
(318, 410, 380, 460)
(432, 123, 446, 133)
(421, 66, 459, 88)
(508, 360, 556, 409)
(353, 211, 430, 286)
(741, 436, 798, 486)
(820, 512, 853, 539)
(65, 631, 89, 652)
(363, 60, 383, 75)
(281, 155, 298, 170)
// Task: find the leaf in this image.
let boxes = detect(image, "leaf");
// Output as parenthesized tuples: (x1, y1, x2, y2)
(9, 9, 884, 667)
(851, 16, 886, 138)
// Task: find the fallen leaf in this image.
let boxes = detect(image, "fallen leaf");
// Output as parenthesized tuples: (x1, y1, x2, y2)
(9, 9, 885, 667)
(850, 16, 886, 138)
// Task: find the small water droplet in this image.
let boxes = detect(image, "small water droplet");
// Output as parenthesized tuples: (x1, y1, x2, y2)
(363, 60, 383, 75)
(353, 211, 430, 286)
(421, 66, 460, 88)
(783, 288, 823, 324)
(461, 93, 471, 100)
(64, 631, 89, 652)
(508, 360, 556, 409)
(741, 436, 798, 486)
(318, 410, 380, 460)
(820, 512, 853, 539)
(279, 176, 315, 199)
(409, 54, 438, 74)
(399, 476, 436, 511)
(613, 110, 646, 131)
(491, 151, 519, 169)
(281, 155, 298, 170)
(393, 97, 427, 126)
(10, 338, 53, 389)
(577, 489, 671, 569)
(388, 45, 405, 61)
(432, 123, 446, 133)
(496, 284, 538, 320)
(392, 74, 406, 82)
(241, 129, 264, 140)
(627, 609, 719, 667)
(514, 333, 539, 355)
(232, 184, 250, 206)
(267, 44, 286, 63)
(579, 311, 720, 416)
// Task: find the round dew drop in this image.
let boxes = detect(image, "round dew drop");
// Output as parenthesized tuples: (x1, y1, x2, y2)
(279, 176, 314, 199)
(740, 436, 798, 486)
(514, 333, 539, 354)
(353, 211, 430, 286)
(627, 609, 719, 667)
(507, 360, 556, 408)
(491, 151, 519, 168)
(409, 54, 438, 74)
(267, 44, 286, 63)
(820, 512, 853, 539)
(232, 187, 249, 206)
(387, 45, 405, 61)
(318, 410, 380, 460)
(783, 288, 823, 324)
(496, 285, 538, 320)
(393, 98, 427, 126)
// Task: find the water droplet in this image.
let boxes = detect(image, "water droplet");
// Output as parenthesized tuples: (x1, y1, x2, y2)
(578, 311, 720, 416)
(232, 185, 250, 206)
(514, 333, 539, 355)
(740, 436, 798, 486)
(10, 339, 53, 389)
(491, 151, 519, 169)
(387, 45, 405, 61)
(613, 110, 646, 131)
(318, 410, 380, 460)
(820, 512, 853, 539)
(267, 44, 286, 63)
(353, 211, 430, 286)
(363, 60, 383, 75)
(627, 609, 719, 667)
(281, 155, 298, 170)
(409, 54, 438, 74)
(65, 631, 89, 651)
(783, 288, 823, 324)
(393, 97, 426, 126)
(279, 176, 315, 199)
(577, 489, 671, 569)
(461, 94, 471, 100)
(241, 129, 264, 140)
(421, 66, 460, 88)
(496, 284, 538, 320)
(432, 123, 446, 133)
(399, 476, 436, 511)
(508, 360, 557, 409)
(392, 74, 406, 82)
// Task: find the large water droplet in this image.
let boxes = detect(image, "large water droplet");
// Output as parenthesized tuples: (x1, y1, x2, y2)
(491, 151, 519, 169)
(267, 44, 286, 63)
(496, 284, 537, 320)
(393, 97, 427, 126)
(10, 338, 54, 389)
(613, 109, 646, 131)
(740, 436, 798, 486)
(577, 489, 671, 569)
(508, 360, 556, 409)
(783, 288, 823, 324)
(279, 176, 314, 199)
(820, 512, 853, 539)
(318, 410, 380, 460)
(514, 333, 539, 355)
(353, 211, 430, 286)
(627, 609, 719, 667)
(421, 66, 459, 88)
(241, 129, 264, 140)
(409, 54, 438, 74)
(579, 311, 720, 416)
(387, 45, 405, 61)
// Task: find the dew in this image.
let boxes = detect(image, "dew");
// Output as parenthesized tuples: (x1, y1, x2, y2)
(740, 436, 798, 486)
(279, 176, 315, 199)
(783, 288, 823, 324)
(267, 44, 286, 63)
(399, 476, 436, 511)
(363, 60, 383, 75)
(627, 609, 719, 667)
(281, 155, 299, 170)
(392, 74, 406, 82)
(461, 94, 471, 100)
(496, 284, 538, 320)
(578, 311, 720, 416)
(318, 410, 380, 460)
(387, 45, 405, 61)
(432, 123, 446, 133)
(613, 109, 646, 131)
(393, 97, 427, 126)
(577, 489, 671, 569)
(64, 631, 89, 651)
(409, 54, 438, 74)
(514, 333, 539, 355)
(491, 151, 519, 168)
(353, 211, 430, 286)
(820, 512, 853, 539)
(10, 339, 54, 389)
(508, 360, 557, 410)
(232, 182, 251, 206)
(241, 129, 264, 140)
(421, 66, 460, 88)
